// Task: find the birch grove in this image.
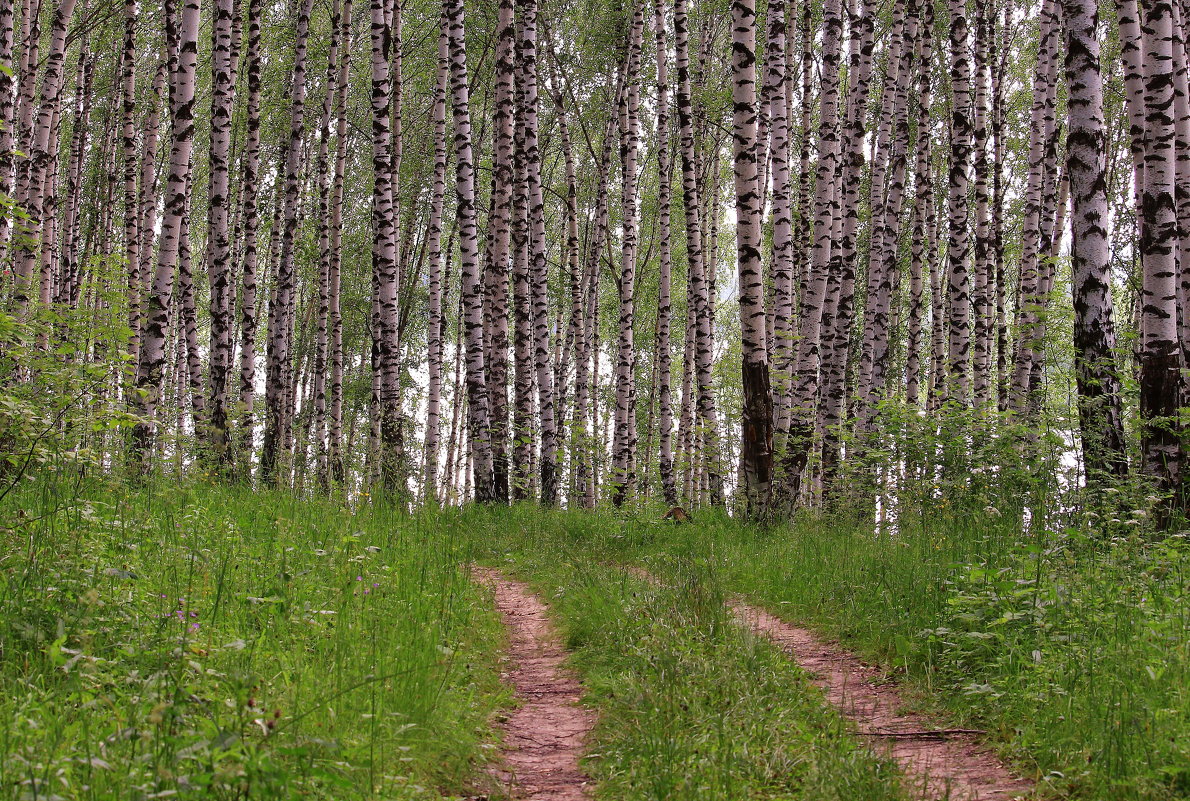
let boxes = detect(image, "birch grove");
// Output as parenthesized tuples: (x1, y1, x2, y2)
(3, 0, 1189, 520)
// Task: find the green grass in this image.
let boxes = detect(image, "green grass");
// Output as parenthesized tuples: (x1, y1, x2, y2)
(458, 505, 907, 801)
(5, 471, 1184, 801)
(0, 476, 507, 800)
(517, 503, 1189, 801)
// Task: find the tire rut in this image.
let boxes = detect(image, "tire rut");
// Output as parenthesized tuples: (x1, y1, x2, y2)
(472, 567, 593, 801)
(732, 600, 1033, 800)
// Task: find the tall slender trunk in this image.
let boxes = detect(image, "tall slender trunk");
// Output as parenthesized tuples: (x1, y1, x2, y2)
(484, 0, 515, 503)
(445, 0, 495, 502)
(520, 0, 558, 505)
(819, 0, 876, 482)
(860, 0, 919, 424)
(777, 0, 844, 507)
(732, 0, 772, 515)
(12, 0, 77, 321)
(424, 21, 449, 504)
(674, 0, 723, 505)
(205, 0, 238, 466)
(310, 0, 343, 489)
(907, 0, 934, 405)
(1063, 0, 1128, 481)
(131, 0, 200, 469)
(7, 0, 40, 262)
(764, 0, 794, 451)
(328, 0, 352, 484)
(970, 2, 993, 407)
(654, 0, 677, 507)
(367, 0, 404, 492)
(944, 0, 974, 403)
(260, 0, 314, 484)
(992, 6, 1009, 411)
(1137, 0, 1183, 494)
(0, 0, 16, 252)
(121, 0, 140, 363)
(177, 191, 204, 425)
(136, 61, 166, 375)
(610, 2, 644, 507)
(511, 104, 533, 500)
(236, 0, 263, 476)
(571, 84, 618, 507)
(1010, 0, 1061, 413)
(58, 44, 91, 308)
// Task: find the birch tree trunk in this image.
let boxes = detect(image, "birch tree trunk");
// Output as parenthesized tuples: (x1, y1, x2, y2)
(654, 0, 677, 507)
(260, 0, 315, 483)
(131, 0, 200, 469)
(445, 0, 495, 502)
(1063, 0, 1128, 481)
(328, 0, 352, 484)
(205, 0, 238, 466)
(424, 21, 449, 504)
(610, 2, 644, 507)
(1138, 0, 1183, 495)
(520, 0, 559, 504)
(731, 0, 773, 515)
(370, 0, 404, 493)
(485, 0, 516, 503)
(944, 0, 974, 403)
(0, 0, 15, 251)
(674, 0, 723, 505)
(971, 2, 994, 407)
(1010, 0, 1061, 414)
(511, 107, 533, 501)
(907, 0, 934, 406)
(121, 0, 140, 364)
(311, 0, 343, 488)
(12, 0, 77, 321)
(776, 0, 844, 508)
(236, 0, 263, 477)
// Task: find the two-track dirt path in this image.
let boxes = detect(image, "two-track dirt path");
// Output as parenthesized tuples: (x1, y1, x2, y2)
(471, 567, 593, 800)
(732, 600, 1034, 800)
(471, 562, 1030, 800)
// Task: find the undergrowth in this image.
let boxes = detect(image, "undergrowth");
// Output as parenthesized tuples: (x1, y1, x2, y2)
(493, 503, 1189, 801)
(462, 507, 907, 801)
(0, 475, 506, 800)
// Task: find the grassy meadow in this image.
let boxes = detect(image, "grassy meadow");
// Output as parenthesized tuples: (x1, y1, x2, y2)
(2, 473, 1187, 800)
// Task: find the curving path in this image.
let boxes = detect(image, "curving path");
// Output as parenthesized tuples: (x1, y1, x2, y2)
(732, 600, 1034, 800)
(472, 567, 593, 800)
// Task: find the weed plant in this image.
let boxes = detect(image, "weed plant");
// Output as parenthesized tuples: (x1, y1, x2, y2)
(521, 502, 1189, 801)
(0, 475, 505, 800)
(460, 505, 907, 801)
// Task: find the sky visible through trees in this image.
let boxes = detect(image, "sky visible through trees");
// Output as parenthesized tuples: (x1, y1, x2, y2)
(0, 0, 1188, 519)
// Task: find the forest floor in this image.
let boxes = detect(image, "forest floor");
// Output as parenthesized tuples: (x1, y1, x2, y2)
(1, 476, 1187, 800)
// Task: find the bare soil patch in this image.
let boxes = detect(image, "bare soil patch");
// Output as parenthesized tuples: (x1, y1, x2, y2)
(472, 567, 593, 801)
(732, 600, 1034, 800)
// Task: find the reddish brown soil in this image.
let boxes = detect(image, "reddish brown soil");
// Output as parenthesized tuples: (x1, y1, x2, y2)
(472, 567, 594, 801)
(731, 600, 1034, 800)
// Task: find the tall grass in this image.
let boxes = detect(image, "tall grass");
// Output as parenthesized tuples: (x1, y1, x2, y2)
(457, 505, 907, 801)
(558, 505, 1189, 801)
(0, 475, 506, 800)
